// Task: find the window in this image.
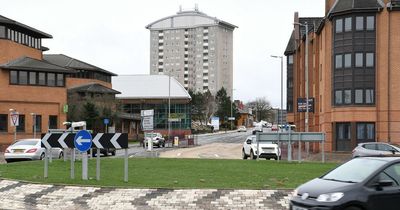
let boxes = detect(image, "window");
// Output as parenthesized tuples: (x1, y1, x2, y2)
(17, 115, 25, 132)
(19, 71, 28, 85)
(38, 72, 46, 85)
(356, 16, 364, 31)
(337, 123, 351, 140)
(344, 54, 352, 68)
(379, 164, 400, 186)
(29, 72, 37, 85)
(335, 55, 342, 69)
(56, 74, 64, 86)
(345, 17, 352, 32)
(34, 115, 42, 133)
(0, 26, 5, 38)
(344, 90, 352, 104)
(357, 123, 375, 141)
(10, 70, 18, 84)
(366, 16, 374, 30)
(336, 19, 343, 33)
(49, 115, 58, 129)
(288, 55, 293, 64)
(366, 89, 374, 104)
(47, 73, 55, 86)
(355, 53, 363, 67)
(355, 89, 363, 104)
(335, 90, 343, 104)
(0, 114, 7, 132)
(366, 53, 374, 67)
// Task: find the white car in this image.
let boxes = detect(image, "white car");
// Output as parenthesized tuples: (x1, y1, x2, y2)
(237, 126, 247, 132)
(143, 133, 166, 148)
(242, 135, 281, 160)
(5, 139, 63, 163)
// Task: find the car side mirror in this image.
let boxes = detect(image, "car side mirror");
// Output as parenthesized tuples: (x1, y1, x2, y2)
(390, 149, 396, 155)
(246, 140, 251, 144)
(374, 180, 393, 190)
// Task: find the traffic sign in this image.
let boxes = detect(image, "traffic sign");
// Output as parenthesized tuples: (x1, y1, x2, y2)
(103, 118, 110, 125)
(142, 116, 154, 131)
(141, 109, 154, 117)
(228, 117, 235, 121)
(74, 130, 92, 152)
(10, 112, 19, 127)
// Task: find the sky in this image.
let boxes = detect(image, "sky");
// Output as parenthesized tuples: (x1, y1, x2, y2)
(1, 0, 325, 108)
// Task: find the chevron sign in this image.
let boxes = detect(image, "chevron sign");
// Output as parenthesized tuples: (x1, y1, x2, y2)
(41, 133, 128, 149)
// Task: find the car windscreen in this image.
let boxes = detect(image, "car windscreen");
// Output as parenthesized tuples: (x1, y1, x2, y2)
(12, 140, 38, 146)
(322, 158, 387, 183)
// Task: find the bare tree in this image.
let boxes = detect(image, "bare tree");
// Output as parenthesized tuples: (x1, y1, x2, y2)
(246, 97, 274, 122)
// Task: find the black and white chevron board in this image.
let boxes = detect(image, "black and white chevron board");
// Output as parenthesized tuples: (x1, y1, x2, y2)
(41, 133, 128, 149)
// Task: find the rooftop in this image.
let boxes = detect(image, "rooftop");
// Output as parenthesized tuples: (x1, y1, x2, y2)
(0, 15, 52, 38)
(0, 56, 72, 73)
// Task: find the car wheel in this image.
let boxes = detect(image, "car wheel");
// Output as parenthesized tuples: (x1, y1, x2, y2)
(242, 149, 248, 159)
(40, 153, 45, 160)
(111, 151, 116, 156)
(103, 151, 108, 157)
(162, 142, 165, 147)
(59, 152, 64, 159)
(250, 150, 256, 160)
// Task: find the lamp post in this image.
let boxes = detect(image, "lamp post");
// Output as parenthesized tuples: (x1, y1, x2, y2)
(271, 55, 284, 131)
(230, 89, 236, 130)
(293, 22, 309, 132)
(31, 113, 36, 139)
(168, 72, 171, 147)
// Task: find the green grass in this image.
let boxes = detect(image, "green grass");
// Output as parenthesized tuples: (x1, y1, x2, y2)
(0, 158, 338, 189)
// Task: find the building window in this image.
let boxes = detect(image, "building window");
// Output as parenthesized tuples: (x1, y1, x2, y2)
(19, 71, 28, 85)
(17, 115, 25, 132)
(34, 115, 42, 133)
(344, 17, 352, 32)
(335, 90, 342, 104)
(38, 72, 46, 85)
(29, 72, 37, 85)
(288, 55, 293, 64)
(366, 89, 374, 104)
(366, 53, 374, 67)
(366, 16, 375, 30)
(337, 123, 351, 140)
(0, 114, 7, 132)
(344, 89, 352, 104)
(47, 73, 55, 86)
(355, 89, 363, 104)
(344, 54, 351, 68)
(336, 19, 343, 33)
(335, 54, 342, 69)
(10, 70, 18, 84)
(56, 74, 64, 87)
(356, 16, 364, 31)
(49, 115, 58, 129)
(357, 123, 375, 141)
(355, 53, 363, 67)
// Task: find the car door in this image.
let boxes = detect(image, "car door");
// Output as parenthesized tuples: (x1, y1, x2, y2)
(366, 163, 400, 210)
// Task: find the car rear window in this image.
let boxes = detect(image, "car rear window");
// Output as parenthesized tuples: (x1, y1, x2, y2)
(363, 144, 376, 150)
(13, 140, 38, 146)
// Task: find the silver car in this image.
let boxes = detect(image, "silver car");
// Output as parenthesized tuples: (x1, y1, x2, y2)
(4, 139, 63, 163)
(352, 142, 400, 158)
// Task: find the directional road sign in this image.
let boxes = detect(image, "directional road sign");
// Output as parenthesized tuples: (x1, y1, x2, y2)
(10, 111, 19, 127)
(74, 130, 92, 152)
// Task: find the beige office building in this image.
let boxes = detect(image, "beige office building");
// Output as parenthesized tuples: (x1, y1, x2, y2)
(146, 7, 237, 97)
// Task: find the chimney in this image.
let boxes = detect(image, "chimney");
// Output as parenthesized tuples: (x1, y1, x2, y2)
(294, 12, 300, 42)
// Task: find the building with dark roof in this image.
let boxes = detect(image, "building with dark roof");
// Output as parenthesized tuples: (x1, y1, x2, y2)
(284, 0, 400, 152)
(146, 6, 237, 97)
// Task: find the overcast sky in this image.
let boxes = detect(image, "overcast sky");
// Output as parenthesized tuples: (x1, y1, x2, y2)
(1, 0, 325, 108)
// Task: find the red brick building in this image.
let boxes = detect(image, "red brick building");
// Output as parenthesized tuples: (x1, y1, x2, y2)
(285, 0, 400, 152)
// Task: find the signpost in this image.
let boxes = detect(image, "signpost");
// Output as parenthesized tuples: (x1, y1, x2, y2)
(74, 130, 92, 180)
(141, 110, 154, 151)
(10, 111, 19, 142)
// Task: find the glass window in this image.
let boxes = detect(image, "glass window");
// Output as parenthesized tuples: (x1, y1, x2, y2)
(381, 164, 400, 186)
(49, 115, 58, 129)
(335, 90, 343, 104)
(56, 74, 64, 87)
(336, 19, 343, 33)
(355, 89, 363, 104)
(367, 124, 375, 140)
(344, 54, 352, 68)
(356, 16, 364, 31)
(29, 72, 37, 85)
(10, 70, 18, 84)
(0, 26, 5, 38)
(357, 124, 365, 140)
(288, 55, 293, 64)
(366, 53, 374, 67)
(366, 16, 374, 30)
(0, 114, 7, 132)
(335, 54, 342, 69)
(355, 53, 363, 67)
(364, 144, 376, 150)
(366, 89, 374, 104)
(377, 144, 391, 152)
(19, 71, 28, 85)
(34, 115, 42, 133)
(357, 123, 375, 140)
(17, 115, 25, 132)
(38, 72, 46, 85)
(47, 73, 55, 86)
(345, 17, 352, 32)
(344, 89, 352, 104)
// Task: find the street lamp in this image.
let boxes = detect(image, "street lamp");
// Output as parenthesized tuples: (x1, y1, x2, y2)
(30, 113, 36, 138)
(230, 89, 236, 130)
(271, 55, 284, 131)
(293, 22, 309, 132)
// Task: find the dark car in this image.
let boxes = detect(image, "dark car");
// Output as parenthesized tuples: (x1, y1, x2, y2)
(290, 156, 400, 210)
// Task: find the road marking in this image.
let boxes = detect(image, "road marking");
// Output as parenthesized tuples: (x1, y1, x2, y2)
(214, 154, 219, 158)
(177, 153, 181, 157)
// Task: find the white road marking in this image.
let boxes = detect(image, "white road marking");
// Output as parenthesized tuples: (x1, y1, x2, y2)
(214, 154, 219, 158)
(177, 153, 181, 157)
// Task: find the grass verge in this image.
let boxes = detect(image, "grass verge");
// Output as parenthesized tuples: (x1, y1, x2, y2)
(0, 158, 337, 189)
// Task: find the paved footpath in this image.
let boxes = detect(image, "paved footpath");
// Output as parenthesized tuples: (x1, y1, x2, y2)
(0, 179, 292, 210)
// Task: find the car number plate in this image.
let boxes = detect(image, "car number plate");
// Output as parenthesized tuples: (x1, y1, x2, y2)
(292, 206, 308, 210)
(13, 149, 24, 153)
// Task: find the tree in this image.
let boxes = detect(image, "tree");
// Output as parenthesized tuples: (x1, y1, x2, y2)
(188, 89, 205, 122)
(246, 97, 274, 122)
(82, 101, 99, 130)
(215, 87, 238, 129)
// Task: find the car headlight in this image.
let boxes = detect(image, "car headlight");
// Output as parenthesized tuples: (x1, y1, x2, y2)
(291, 188, 299, 197)
(316, 192, 344, 202)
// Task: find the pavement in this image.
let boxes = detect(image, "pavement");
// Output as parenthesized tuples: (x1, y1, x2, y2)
(0, 179, 292, 210)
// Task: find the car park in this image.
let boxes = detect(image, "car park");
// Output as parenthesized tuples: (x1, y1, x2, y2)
(290, 156, 400, 210)
(143, 133, 165, 148)
(4, 139, 63, 163)
(237, 126, 247, 132)
(352, 142, 400, 158)
(242, 135, 280, 160)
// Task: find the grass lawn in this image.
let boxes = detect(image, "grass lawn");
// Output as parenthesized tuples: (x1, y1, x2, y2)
(0, 158, 338, 189)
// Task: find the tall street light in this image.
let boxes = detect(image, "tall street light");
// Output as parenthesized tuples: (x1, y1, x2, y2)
(230, 89, 236, 130)
(271, 55, 284, 131)
(31, 113, 37, 139)
(293, 21, 309, 132)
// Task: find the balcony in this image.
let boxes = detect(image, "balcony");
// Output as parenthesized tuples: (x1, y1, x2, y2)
(158, 52, 164, 56)
(158, 39, 163, 43)
(185, 64, 188, 68)
(203, 63, 209, 67)
(203, 69, 209, 73)
(203, 36, 208, 40)
(158, 46, 163, 50)
(203, 42, 209, 46)
(203, 29, 208, 33)
(203, 76, 209, 80)
(158, 32, 164, 37)
(184, 71, 189, 74)
(184, 77, 189, 81)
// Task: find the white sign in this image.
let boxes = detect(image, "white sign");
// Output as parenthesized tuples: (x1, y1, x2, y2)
(10, 112, 19, 127)
(141, 109, 154, 117)
(142, 116, 154, 131)
(228, 117, 235, 121)
(211, 116, 219, 131)
(168, 118, 180, 122)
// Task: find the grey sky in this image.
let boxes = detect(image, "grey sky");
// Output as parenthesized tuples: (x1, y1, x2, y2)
(1, 0, 325, 108)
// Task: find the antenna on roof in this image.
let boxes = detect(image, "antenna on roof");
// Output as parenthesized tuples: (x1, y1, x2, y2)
(179, 5, 182, 12)
(195, 3, 199, 11)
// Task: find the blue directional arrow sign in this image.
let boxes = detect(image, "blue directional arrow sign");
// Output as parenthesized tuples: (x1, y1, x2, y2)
(74, 130, 92, 152)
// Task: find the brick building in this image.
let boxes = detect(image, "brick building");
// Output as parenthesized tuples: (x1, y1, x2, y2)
(285, 0, 400, 152)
